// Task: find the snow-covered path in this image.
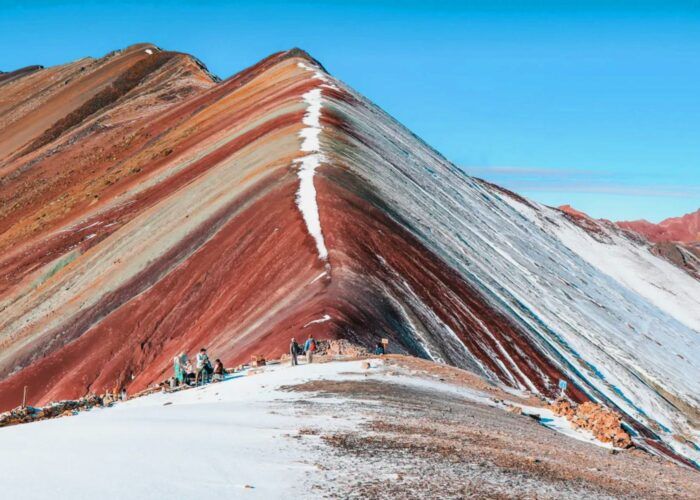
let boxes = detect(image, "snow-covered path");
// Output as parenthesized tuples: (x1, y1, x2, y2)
(0, 362, 368, 499)
(2, 358, 698, 499)
(0, 359, 588, 497)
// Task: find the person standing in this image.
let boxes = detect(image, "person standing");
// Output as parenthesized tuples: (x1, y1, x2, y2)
(173, 352, 187, 385)
(290, 338, 300, 366)
(304, 335, 317, 364)
(183, 360, 195, 385)
(178, 353, 188, 384)
(195, 348, 210, 386)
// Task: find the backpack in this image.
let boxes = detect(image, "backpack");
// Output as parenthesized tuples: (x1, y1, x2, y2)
(308, 339, 317, 352)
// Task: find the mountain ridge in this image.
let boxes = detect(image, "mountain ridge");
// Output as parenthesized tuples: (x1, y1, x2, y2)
(1, 45, 699, 467)
(617, 208, 700, 244)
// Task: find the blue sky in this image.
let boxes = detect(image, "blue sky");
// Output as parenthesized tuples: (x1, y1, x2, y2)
(1, 1, 698, 222)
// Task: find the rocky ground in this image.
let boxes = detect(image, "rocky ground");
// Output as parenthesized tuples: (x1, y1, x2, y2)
(284, 357, 700, 499)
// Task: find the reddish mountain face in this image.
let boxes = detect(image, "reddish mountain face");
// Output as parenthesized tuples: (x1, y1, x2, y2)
(617, 210, 700, 244)
(1, 45, 699, 465)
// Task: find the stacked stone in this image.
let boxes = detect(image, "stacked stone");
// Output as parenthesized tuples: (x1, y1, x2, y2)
(0, 395, 106, 428)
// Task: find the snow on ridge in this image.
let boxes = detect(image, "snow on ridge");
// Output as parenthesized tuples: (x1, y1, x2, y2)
(293, 63, 337, 262)
(294, 151, 327, 261)
(299, 89, 322, 149)
(297, 61, 337, 89)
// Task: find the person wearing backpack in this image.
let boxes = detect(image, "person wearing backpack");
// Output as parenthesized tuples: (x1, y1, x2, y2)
(304, 335, 317, 364)
(195, 348, 210, 385)
(290, 338, 300, 366)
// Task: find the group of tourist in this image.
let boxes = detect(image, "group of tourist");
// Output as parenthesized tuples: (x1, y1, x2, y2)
(288, 335, 318, 366)
(287, 336, 387, 366)
(170, 337, 388, 386)
(172, 348, 226, 387)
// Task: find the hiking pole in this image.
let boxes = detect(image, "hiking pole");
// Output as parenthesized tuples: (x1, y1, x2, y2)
(22, 386, 27, 408)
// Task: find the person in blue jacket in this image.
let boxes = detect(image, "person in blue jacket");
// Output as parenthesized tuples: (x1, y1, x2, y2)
(173, 352, 187, 385)
(304, 336, 317, 364)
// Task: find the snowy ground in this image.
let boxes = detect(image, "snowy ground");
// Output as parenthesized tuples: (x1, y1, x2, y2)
(1, 358, 698, 499)
(1, 360, 367, 499)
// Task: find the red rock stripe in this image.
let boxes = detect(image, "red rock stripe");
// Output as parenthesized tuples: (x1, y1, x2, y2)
(316, 166, 588, 402)
(0, 109, 305, 298)
(0, 169, 321, 408)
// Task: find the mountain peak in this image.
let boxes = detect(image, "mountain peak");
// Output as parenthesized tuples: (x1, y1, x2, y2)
(558, 204, 590, 219)
(1, 46, 699, 466)
(283, 47, 328, 70)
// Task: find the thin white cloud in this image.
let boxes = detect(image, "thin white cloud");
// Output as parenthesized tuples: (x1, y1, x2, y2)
(462, 165, 700, 199)
(464, 166, 601, 177)
(510, 183, 700, 198)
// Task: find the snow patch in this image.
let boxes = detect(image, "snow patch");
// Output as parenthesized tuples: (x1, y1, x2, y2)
(310, 271, 327, 284)
(303, 314, 331, 328)
(297, 62, 338, 90)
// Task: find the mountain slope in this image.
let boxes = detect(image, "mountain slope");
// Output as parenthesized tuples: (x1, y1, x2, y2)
(561, 205, 700, 280)
(616, 210, 700, 280)
(0, 46, 698, 466)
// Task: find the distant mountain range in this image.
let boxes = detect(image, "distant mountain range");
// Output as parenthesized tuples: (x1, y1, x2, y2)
(560, 205, 700, 281)
(618, 209, 700, 244)
(1, 44, 698, 466)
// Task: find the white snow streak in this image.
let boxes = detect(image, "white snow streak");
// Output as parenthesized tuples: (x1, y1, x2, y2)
(303, 314, 332, 328)
(293, 63, 336, 262)
(310, 271, 327, 284)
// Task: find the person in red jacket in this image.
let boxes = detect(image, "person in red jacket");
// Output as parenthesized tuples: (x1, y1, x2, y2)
(304, 335, 317, 364)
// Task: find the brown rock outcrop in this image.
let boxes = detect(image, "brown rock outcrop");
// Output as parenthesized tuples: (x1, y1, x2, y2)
(550, 399, 632, 448)
(316, 339, 369, 358)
